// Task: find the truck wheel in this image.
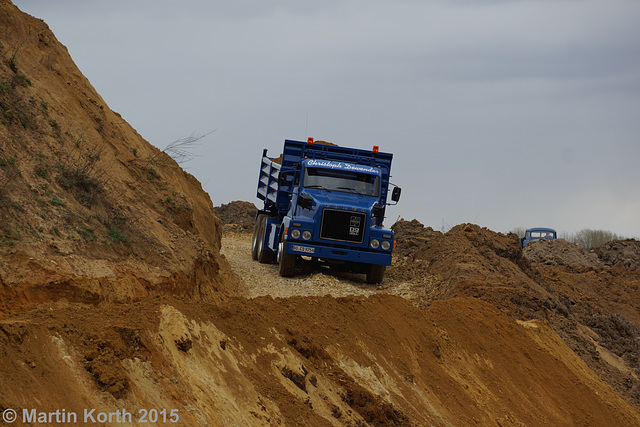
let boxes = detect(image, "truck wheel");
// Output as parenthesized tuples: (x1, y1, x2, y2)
(251, 214, 267, 261)
(257, 218, 274, 264)
(278, 240, 296, 277)
(366, 264, 385, 284)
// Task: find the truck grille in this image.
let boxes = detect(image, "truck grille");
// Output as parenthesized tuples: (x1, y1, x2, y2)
(320, 209, 366, 243)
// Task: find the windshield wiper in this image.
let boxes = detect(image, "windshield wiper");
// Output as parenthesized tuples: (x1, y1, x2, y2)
(337, 186, 369, 196)
(305, 185, 331, 191)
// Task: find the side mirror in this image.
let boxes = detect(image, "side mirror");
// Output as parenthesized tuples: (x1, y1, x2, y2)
(391, 186, 401, 202)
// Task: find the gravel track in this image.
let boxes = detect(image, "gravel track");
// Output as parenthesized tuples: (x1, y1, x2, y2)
(221, 232, 379, 298)
(220, 232, 425, 299)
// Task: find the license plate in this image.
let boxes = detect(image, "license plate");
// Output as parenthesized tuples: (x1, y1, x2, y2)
(292, 245, 315, 254)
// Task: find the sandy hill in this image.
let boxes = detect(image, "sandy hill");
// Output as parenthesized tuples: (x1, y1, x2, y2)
(389, 220, 640, 409)
(1, 1, 640, 426)
(0, 0, 239, 318)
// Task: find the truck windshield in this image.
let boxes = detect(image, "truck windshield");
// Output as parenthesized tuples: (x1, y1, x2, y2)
(303, 168, 380, 197)
(530, 231, 556, 239)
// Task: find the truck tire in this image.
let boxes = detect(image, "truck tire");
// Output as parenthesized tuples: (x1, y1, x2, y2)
(251, 214, 266, 261)
(366, 264, 385, 284)
(278, 240, 296, 277)
(256, 217, 274, 264)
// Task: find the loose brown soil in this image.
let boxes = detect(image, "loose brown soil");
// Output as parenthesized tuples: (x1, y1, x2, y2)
(1, 2, 639, 426)
(388, 220, 640, 409)
(215, 200, 258, 233)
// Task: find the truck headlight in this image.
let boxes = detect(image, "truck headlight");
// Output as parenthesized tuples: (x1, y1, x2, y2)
(370, 239, 380, 249)
(290, 229, 301, 239)
(381, 240, 391, 250)
(302, 230, 312, 240)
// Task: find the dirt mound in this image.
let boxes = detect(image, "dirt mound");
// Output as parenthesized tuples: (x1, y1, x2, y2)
(2, 295, 639, 426)
(595, 239, 640, 269)
(391, 218, 441, 259)
(0, 0, 239, 318)
(214, 200, 258, 233)
(389, 220, 640, 409)
(410, 222, 531, 285)
(389, 222, 542, 311)
(523, 238, 604, 267)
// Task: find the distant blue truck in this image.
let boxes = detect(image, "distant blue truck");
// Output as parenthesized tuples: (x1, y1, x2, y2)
(521, 227, 557, 248)
(252, 138, 401, 283)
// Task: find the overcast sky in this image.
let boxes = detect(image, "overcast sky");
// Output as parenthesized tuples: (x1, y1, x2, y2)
(14, 0, 640, 237)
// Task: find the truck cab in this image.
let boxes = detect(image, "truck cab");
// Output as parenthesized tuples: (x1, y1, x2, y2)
(252, 138, 400, 284)
(521, 227, 557, 248)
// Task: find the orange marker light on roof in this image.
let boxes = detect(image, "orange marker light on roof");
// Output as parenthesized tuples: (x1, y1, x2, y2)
(307, 137, 314, 145)
(372, 145, 379, 154)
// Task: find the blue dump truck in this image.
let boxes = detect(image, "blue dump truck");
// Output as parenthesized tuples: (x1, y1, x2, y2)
(521, 227, 557, 248)
(252, 138, 401, 284)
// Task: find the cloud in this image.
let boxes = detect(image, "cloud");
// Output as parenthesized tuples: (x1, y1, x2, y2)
(13, 0, 640, 237)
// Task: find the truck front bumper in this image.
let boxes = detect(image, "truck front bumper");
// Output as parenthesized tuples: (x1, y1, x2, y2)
(285, 241, 392, 266)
